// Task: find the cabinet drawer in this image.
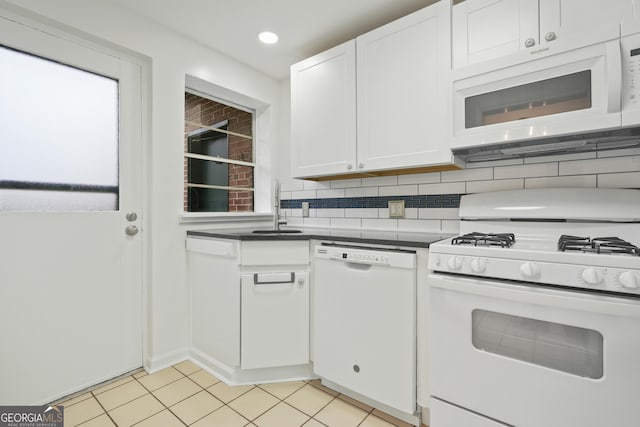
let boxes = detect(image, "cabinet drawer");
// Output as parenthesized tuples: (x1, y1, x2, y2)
(241, 241, 309, 266)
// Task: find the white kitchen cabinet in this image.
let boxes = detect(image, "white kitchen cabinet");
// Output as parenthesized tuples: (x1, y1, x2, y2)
(452, 0, 634, 69)
(290, 2, 456, 179)
(290, 41, 357, 178)
(187, 237, 311, 384)
(356, 1, 453, 171)
(241, 271, 309, 369)
(187, 238, 241, 369)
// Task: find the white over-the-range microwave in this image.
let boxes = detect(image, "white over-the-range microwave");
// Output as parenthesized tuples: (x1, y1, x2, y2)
(451, 20, 640, 160)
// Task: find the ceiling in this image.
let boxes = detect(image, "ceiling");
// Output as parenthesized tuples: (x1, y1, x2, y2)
(107, 0, 440, 80)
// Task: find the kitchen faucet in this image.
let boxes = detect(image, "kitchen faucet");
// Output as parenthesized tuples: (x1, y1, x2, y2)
(273, 179, 287, 231)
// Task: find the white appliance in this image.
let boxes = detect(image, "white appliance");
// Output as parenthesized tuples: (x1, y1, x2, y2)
(313, 244, 417, 420)
(451, 22, 640, 156)
(427, 188, 640, 427)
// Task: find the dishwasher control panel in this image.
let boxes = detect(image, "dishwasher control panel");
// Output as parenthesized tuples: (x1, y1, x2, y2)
(315, 245, 416, 269)
(337, 250, 390, 265)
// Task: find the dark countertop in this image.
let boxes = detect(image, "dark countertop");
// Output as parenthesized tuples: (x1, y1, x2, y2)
(186, 227, 452, 248)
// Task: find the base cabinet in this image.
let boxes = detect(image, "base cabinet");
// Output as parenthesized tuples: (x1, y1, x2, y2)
(241, 271, 309, 369)
(187, 238, 311, 383)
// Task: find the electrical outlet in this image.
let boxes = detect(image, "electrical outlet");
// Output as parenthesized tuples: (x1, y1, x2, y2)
(388, 200, 405, 218)
(302, 202, 310, 217)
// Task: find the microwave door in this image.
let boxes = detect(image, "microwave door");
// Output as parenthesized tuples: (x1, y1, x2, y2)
(451, 39, 622, 149)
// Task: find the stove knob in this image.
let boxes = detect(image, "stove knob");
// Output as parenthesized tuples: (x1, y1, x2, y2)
(471, 258, 487, 273)
(581, 267, 603, 285)
(520, 262, 540, 279)
(447, 256, 463, 271)
(619, 271, 640, 289)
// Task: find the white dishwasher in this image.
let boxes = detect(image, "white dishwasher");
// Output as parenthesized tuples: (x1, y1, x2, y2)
(313, 243, 417, 416)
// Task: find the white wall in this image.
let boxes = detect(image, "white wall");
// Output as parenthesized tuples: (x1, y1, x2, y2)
(3, 0, 283, 369)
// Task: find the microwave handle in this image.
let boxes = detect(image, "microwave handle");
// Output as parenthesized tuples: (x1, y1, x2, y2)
(606, 40, 622, 113)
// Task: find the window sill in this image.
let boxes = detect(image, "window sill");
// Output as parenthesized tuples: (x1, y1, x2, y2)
(179, 212, 274, 224)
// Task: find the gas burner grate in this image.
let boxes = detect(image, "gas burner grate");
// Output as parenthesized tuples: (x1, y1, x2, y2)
(451, 232, 516, 248)
(558, 235, 640, 256)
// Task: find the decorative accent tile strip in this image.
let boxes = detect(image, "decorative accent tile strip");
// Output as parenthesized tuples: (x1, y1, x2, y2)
(281, 194, 463, 209)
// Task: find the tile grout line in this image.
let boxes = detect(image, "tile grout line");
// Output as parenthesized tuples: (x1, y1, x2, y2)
(88, 388, 118, 427)
(129, 371, 187, 426)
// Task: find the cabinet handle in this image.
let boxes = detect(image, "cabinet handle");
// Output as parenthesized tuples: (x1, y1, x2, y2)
(545, 31, 557, 42)
(524, 38, 536, 48)
(347, 163, 353, 170)
(358, 162, 364, 169)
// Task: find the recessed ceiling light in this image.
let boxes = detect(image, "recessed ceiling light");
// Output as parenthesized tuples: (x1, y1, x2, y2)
(258, 31, 279, 45)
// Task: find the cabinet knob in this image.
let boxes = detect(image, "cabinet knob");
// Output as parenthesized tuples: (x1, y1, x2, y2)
(297, 278, 305, 286)
(347, 163, 353, 170)
(524, 38, 536, 48)
(545, 31, 557, 42)
(358, 162, 364, 169)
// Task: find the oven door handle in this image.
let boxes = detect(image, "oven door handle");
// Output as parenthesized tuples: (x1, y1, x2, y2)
(428, 272, 640, 318)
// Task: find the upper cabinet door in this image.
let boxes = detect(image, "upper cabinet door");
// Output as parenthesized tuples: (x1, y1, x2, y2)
(540, 0, 634, 47)
(290, 41, 357, 178)
(356, 1, 453, 171)
(452, 0, 539, 68)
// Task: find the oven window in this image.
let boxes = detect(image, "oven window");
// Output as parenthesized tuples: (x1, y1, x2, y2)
(472, 310, 603, 379)
(465, 70, 592, 129)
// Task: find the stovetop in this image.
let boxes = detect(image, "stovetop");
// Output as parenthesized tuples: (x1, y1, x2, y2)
(450, 232, 640, 257)
(429, 188, 640, 296)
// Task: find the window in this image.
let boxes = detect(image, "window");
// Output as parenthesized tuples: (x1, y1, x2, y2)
(472, 309, 603, 379)
(184, 91, 255, 212)
(0, 45, 119, 212)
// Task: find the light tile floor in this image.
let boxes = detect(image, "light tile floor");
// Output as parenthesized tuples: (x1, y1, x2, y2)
(55, 361, 428, 427)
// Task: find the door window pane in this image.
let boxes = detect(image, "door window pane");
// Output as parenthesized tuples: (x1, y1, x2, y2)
(0, 45, 119, 211)
(472, 309, 603, 379)
(465, 71, 592, 128)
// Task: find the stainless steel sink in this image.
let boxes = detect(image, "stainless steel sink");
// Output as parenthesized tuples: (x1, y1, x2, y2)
(251, 229, 303, 234)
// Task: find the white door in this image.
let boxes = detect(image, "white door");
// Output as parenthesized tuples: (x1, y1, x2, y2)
(290, 40, 357, 178)
(452, 0, 539, 68)
(539, 0, 633, 48)
(0, 15, 143, 404)
(356, 1, 452, 172)
(240, 272, 309, 370)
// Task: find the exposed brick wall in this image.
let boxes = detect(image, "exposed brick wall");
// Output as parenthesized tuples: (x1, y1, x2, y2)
(184, 93, 254, 211)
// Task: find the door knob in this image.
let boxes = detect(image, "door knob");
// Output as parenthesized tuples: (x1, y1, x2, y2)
(126, 211, 138, 222)
(125, 225, 139, 236)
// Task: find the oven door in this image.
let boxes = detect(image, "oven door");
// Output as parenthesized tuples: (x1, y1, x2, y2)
(429, 272, 640, 427)
(451, 38, 621, 149)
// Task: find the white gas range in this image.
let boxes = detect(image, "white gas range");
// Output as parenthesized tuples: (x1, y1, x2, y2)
(426, 188, 640, 427)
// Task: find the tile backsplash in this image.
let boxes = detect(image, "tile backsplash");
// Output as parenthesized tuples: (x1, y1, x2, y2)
(280, 148, 640, 234)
